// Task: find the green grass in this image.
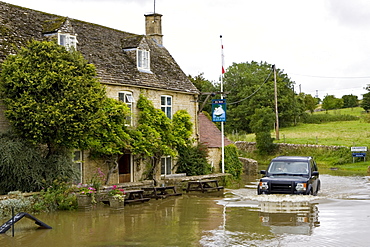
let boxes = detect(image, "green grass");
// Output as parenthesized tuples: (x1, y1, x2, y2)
(228, 107, 370, 175)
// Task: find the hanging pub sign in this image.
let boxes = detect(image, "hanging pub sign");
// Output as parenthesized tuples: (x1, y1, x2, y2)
(212, 99, 226, 122)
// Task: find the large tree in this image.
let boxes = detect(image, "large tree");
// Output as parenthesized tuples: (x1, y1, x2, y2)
(342, 94, 359, 109)
(0, 40, 106, 156)
(322, 95, 343, 112)
(188, 73, 218, 114)
(361, 92, 370, 113)
(222, 61, 299, 133)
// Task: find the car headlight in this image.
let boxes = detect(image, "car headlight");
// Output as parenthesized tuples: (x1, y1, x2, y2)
(259, 182, 268, 190)
(295, 183, 307, 191)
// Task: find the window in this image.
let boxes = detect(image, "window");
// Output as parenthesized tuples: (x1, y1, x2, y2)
(137, 49, 150, 71)
(119, 91, 134, 125)
(161, 156, 172, 175)
(161, 95, 172, 119)
(58, 33, 77, 50)
(73, 150, 82, 184)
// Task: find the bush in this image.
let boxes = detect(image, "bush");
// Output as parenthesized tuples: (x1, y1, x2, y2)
(0, 131, 78, 194)
(33, 179, 77, 212)
(224, 144, 244, 179)
(176, 143, 211, 176)
(300, 113, 358, 124)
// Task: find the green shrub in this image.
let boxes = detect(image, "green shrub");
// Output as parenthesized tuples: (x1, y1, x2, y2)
(0, 191, 34, 218)
(224, 144, 244, 179)
(301, 113, 358, 124)
(176, 143, 211, 176)
(33, 179, 77, 212)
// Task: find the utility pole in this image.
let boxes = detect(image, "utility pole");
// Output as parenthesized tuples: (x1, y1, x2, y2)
(273, 65, 279, 140)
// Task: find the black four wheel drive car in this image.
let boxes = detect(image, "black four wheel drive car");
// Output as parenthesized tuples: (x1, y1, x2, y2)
(257, 156, 320, 195)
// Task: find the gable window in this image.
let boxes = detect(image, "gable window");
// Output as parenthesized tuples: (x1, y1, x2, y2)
(119, 91, 134, 125)
(58, 33, 77, 50)
(137, 49, 150, 71)
(161, 95, 172, 119)
(161, 156, 172, 175)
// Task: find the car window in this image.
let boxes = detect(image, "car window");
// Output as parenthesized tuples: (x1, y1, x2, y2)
(268, 161, 309, 174)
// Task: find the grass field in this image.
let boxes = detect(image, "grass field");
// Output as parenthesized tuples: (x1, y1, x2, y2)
(228, 107, 370, 175)
(228, 107, 370, 147)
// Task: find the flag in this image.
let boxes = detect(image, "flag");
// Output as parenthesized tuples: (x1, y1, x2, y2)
(220, 35, 225, 74)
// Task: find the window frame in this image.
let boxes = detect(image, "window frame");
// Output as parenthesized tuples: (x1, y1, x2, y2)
(161, 95, 172, 119)
(73, 150, 83, 184)
(137, 49, 150, 71)
(58, 32, 77, 50)
(161, 156, 172, 175)
(118, 91, 134, 126)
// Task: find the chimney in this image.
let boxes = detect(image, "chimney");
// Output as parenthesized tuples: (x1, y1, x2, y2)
(145, 13, 163, 45)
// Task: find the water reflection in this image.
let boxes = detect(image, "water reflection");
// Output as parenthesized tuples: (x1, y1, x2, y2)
(259, 201, 320, 235)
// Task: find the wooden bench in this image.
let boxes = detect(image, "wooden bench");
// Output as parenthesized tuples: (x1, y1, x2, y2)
(142, 186, 182, 199)
(186, 180, 224, 193)
(124, 190, 150, 205)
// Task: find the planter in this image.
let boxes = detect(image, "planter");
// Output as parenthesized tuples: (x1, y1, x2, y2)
(108, 195, 126, 209)
(76, 194, 93, 209)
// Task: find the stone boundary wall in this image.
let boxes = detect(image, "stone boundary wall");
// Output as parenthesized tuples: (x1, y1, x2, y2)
(235, 141, 349, 153)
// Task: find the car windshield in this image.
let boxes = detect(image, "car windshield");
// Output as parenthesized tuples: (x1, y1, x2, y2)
(268, 161, 309, 175)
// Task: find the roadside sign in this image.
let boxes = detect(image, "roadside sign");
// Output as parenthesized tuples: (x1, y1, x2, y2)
(351, 146, 367, 152)
(352, 153, 366, 157)
(212, 99, 226, 122)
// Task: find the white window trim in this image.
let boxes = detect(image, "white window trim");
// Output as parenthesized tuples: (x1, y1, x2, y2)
(137, 49, 150, 72)
(161, 95, 172, 119)
(118, 91, 134, 126)
(73, 150, 83, 184)
(58, 32, 77, 50)
(161, 156, 172, 175)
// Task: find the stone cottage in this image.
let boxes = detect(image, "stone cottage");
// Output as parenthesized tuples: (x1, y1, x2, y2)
(0, 2, 200, 184)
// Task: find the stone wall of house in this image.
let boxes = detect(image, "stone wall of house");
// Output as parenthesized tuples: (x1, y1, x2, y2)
(105, 85, 199, 140)
(207, 147, 221, 173)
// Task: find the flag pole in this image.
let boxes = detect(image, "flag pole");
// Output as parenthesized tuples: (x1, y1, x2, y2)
(220, 35, 225, 173)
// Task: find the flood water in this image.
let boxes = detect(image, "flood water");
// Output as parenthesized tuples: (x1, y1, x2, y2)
(1, 174, 370, 247)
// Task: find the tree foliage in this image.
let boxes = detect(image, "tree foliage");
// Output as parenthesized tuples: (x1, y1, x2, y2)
(0, 40, 106, 155)
(361, 92, 370, 113)
(0, 132, 76, 194)
(89, 98, 132, 184)
(223, 61, 299, 133)
(342, 94, 358, 109)
(132, 95, 195, 181)
(250, 107, 276, 154)
(176, 143, 211, 176)
(322, 95, 343, 111)
(188, 73, 218, 114)
(303, 93, 317, 113)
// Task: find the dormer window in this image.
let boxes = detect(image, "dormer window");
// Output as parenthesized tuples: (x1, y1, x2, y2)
(137, 49, 150, 71)
(58, 33, 77, 50)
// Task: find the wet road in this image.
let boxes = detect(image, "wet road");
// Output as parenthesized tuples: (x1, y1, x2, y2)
(0, 174, 369, 246)
(214, 174, 370, 246)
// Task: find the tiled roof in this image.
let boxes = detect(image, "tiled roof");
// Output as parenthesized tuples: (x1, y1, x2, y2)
(0, 1, 199, 94)
(199, 113, 233, 148)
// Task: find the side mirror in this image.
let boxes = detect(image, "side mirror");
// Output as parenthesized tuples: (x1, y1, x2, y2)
(312, 171, 319, 176)
(260, 170, 266, 175)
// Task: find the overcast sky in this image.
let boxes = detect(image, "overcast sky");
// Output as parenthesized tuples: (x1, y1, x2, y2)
(3, 0, 370, 99)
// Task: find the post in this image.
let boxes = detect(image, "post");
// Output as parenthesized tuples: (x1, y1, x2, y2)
(11, 206, 14, 237)
(273, 65, 279, 140)
(220, 35, 225, 173)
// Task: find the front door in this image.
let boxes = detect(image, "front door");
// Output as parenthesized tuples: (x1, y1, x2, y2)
(118, 154, 131, 183)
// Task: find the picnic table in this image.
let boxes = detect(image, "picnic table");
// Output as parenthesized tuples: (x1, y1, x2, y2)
(186, 180, 224, 193)
(124, 189, 150, 205)
(142, 186, 182, 199)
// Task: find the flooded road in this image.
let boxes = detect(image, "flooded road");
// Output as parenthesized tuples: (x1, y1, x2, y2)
(1, 174, 369, 246)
